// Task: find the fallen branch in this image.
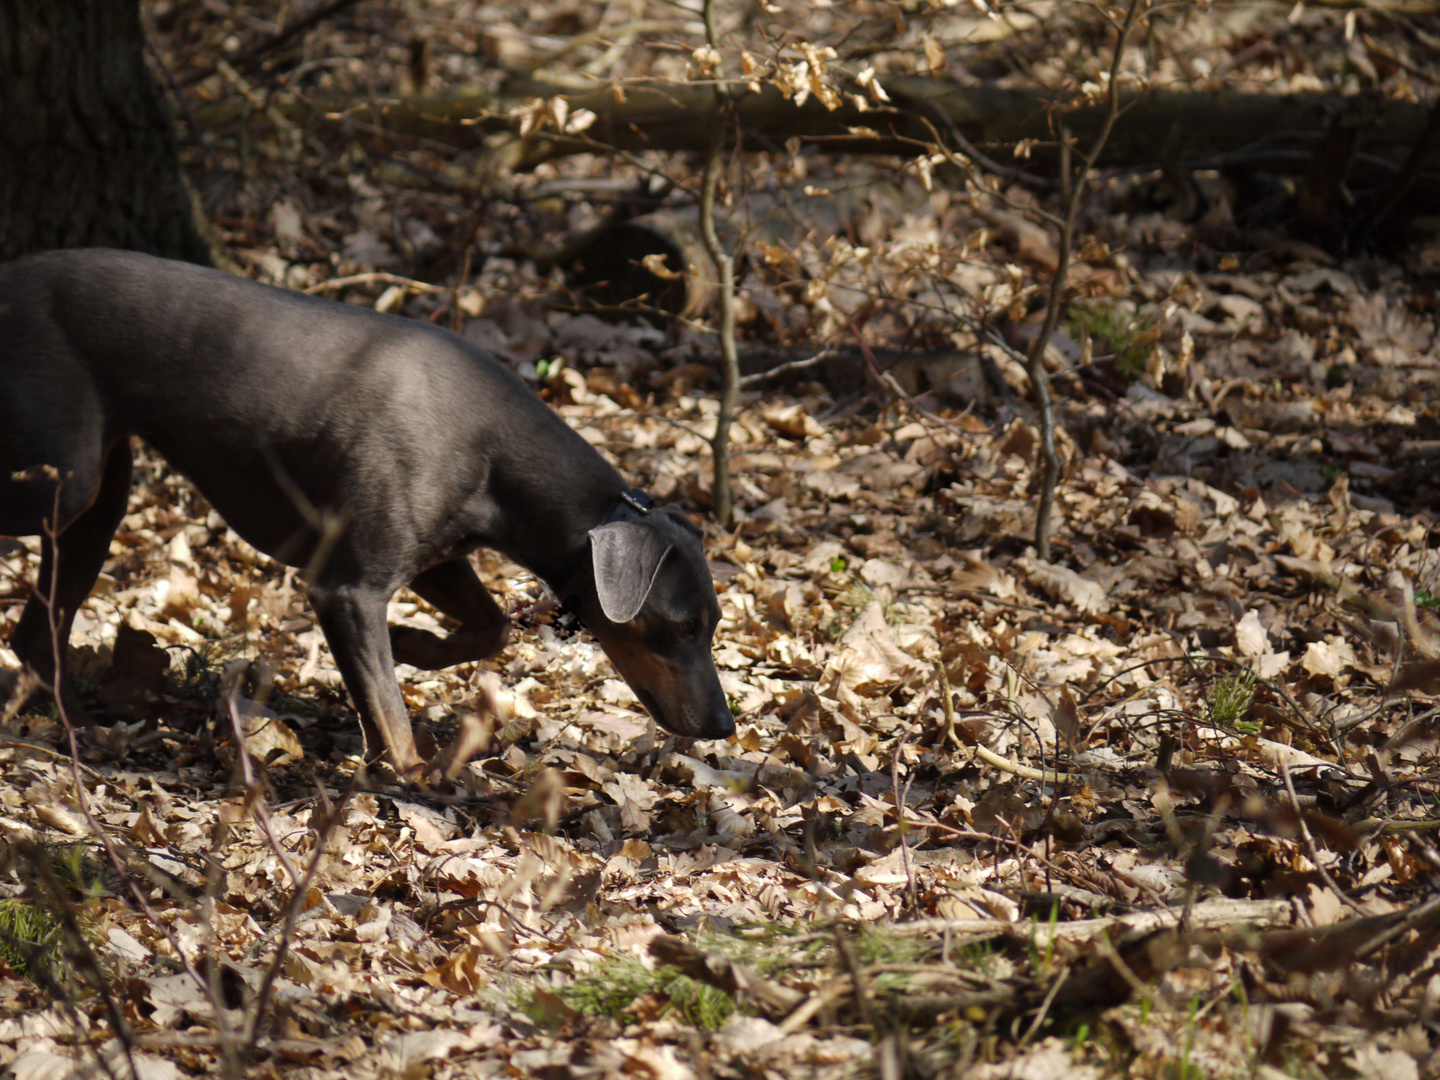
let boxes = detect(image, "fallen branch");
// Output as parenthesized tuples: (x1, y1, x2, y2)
(188, 79, 1440, 184)
(887, 898, 1295, 942)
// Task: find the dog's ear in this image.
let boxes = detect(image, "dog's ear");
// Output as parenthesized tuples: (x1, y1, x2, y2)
(589, 520, 673, 623)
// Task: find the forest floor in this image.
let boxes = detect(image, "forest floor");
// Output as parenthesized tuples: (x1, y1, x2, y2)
(2, 1, 1440, 1077)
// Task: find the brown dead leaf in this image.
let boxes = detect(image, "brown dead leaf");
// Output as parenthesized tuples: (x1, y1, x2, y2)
(1053, 687, 1081, 751)
(1301, 638, 1356, 682)
(396, 799, 459, 848)
(421, 944, 487, 994)
(830, 602, 927, 693)
(157, 565, 201, 622)
(227, 584, 253, 627)
(233, 699, 304, 766)
(762, 402, 823, 439)
(1016, 558, 1108, 614)
(1235, 610, 1271, 656)
(510, 768, 564, 831)
(128, 803, 167, 846)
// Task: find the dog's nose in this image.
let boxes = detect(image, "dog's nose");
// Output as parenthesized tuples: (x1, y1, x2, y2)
(702, 681, 736, 739)
(705, 710, 737, 739)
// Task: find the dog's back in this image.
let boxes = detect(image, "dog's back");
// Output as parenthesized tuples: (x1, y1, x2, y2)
(4, 249, 467, 447)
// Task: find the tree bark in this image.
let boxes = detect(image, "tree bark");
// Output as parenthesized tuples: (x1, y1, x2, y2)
(0, 0, 209, 263)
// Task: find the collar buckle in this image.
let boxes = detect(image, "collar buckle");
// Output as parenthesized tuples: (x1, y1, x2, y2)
(613, 488, 655, 520)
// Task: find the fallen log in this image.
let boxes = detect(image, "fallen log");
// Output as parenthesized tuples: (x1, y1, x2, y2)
(191, 76, 1439, 185)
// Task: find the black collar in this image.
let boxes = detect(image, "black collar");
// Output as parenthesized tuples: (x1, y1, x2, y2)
(559, 488, 655, 619)
(608, 487, 656, 523)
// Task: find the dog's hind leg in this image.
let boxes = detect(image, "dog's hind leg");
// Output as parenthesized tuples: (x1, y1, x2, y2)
(10, 439, 134, 701)
(388, 558, 511, 670)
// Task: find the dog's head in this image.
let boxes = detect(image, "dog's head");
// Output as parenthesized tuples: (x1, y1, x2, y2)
(575, 505, 734, 740)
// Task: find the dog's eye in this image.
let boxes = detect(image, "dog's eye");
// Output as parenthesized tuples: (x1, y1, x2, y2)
(683, 616, 703, 637)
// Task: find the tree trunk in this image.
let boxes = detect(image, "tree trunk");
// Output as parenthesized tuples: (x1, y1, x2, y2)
(0, 0, 209, 263)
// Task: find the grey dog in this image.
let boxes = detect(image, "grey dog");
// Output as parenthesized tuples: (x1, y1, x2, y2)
(0, 248, 734, 778)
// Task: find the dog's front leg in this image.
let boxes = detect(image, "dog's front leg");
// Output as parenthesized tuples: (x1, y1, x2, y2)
(388, 558, 511, 670)
(310, 584, 424, 778)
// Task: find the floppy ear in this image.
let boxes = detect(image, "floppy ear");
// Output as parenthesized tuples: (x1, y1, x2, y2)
(589, 520, 674, 623)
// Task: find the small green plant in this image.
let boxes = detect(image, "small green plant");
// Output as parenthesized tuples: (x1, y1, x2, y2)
(1203, 667, 1258, 734)
(962, 938, 995, 977)
(0, 843, 108, 988)
(1416, 588, 1438, 611)
(853, 929, 934, 967)
(1041, 903, 1060, 974)
(695, 928, 793, 977)
(0, 898, 63, 982)
(44, 842, 108, 899)
(557, 956, 735, 1030)
(829, 555, 848, 573)
(268, 691, 318, 717)
(664, 972, 735, 1029)
(1023, 904, 1062, 975)
(558, 956, 659, 1018)
(1065, 302, 1158, 381)
(168, 642, 224, 702)
(1178, 994, 1203, 1079)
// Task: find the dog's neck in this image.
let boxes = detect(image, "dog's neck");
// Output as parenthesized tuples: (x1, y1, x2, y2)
(468, 433, 625, 594)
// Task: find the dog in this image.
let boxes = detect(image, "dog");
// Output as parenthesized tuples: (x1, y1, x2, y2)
(0, 248, 735, 779)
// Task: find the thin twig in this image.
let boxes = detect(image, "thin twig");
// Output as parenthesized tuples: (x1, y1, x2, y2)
(303, 271, 446, 295)
(241, 775, 359, 1052)
(739, 347, 837, 387)
(890, 734, 919, 913)
(1026, 0, 1146, 559)
(1279, 759, 1366, 916)
(223, 678, 301, 889)
(937, 662, 1079, 784)
(698, 0, 741, 528)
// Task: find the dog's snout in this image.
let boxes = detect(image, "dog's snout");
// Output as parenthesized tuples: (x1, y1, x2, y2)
(704, 708, 737, 739)
(678, 678, 735, 740)
(700, 677, 736, 739)
(622, 663, 734, 741)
